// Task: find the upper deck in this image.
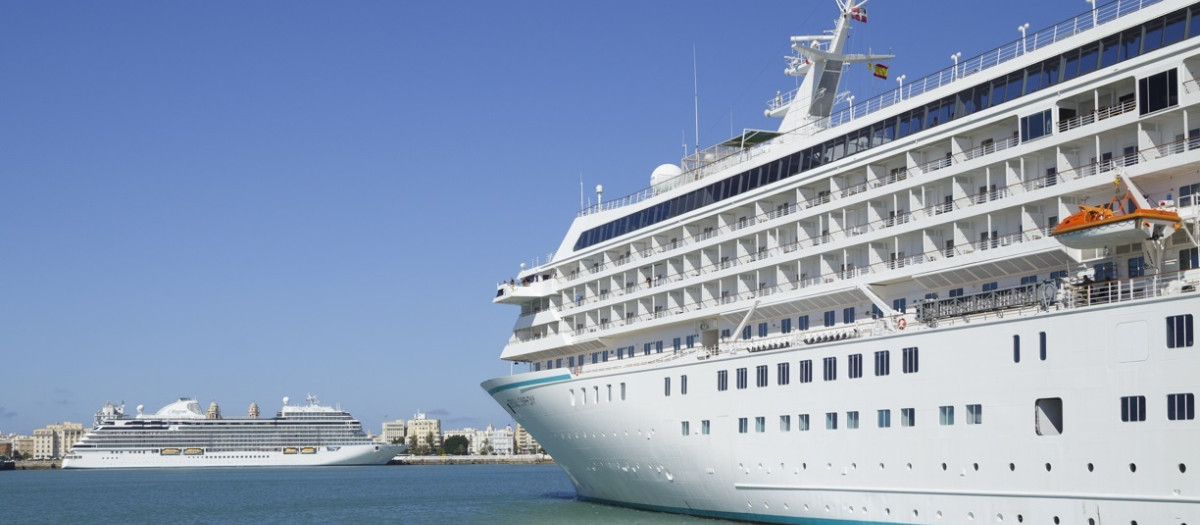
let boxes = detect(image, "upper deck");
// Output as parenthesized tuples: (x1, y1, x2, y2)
(574, 0, 1174, 223)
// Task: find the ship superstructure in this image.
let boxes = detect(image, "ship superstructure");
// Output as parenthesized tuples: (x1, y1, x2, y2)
(62, 395, 402, 468)
(484, 0, 1200, 523)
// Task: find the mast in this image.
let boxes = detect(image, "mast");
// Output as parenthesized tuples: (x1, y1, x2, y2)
(771, 0, 893, 134)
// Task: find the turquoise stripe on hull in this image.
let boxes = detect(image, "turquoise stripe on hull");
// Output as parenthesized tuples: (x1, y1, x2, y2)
(485, 373, 571, 395)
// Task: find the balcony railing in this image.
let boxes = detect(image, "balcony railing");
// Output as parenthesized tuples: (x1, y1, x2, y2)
(1057, 99, 1137, 133)
(576, 0, 1165, 220)
(553, 124, 1191, 310)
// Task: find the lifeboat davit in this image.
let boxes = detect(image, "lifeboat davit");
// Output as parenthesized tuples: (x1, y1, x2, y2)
(1050, 193, 1181, 249)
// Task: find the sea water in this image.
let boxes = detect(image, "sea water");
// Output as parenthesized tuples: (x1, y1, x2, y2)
(1, 464, 720, 524)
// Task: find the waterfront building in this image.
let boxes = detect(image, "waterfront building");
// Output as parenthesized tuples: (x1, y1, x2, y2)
(32, 422, 84, 459)
(380, 419, 406, 444)
(471, 424, 514, 456)
(514, 423, 541, 454)
(407, 413, 441, 451)
(0, 440, 12, 457)
(12, 436, 34, 458)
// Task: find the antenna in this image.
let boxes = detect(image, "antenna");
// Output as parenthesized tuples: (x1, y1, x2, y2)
(579, 173, 584, 210)
(693, 44, 700, 155)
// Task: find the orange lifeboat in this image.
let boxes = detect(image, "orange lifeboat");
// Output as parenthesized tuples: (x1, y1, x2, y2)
(1051, 193, 1180, 249)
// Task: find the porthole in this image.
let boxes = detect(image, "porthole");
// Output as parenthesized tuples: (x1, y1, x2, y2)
(1180, 463, 1187, 473)
(937, 510, 943, 518)
(879, 462, 885, 470)
(1129, 463, 1137, 473)
(913, 509, 919, 518)
(996, 513, 1004, 521)
(1009, 462, 1016, 471)
(1045, 462, 1052, 472)
(907, 462, 913, 470)
(802, 462, 807, 470)
(851, 462, 857, 470)
(1088, 519, 1095, 525)
(1087, 462, 1094, 472)
(973, 462, 979, 471)
(941, 462, 947, 471)
(968, 512, 975, 520)
(1054, 517, 1060, 524)
(1017, 514, 1023, 522)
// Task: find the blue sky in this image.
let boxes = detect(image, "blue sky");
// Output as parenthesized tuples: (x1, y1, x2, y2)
(0, 0, 1090, 435)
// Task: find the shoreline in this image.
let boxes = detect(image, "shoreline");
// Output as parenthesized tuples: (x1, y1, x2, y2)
(6, 455, 555, 470)
(388, 454, 554, 466)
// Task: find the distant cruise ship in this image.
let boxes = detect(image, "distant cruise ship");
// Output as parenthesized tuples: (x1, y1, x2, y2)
(62, 395, 402, 468)
(484, 0, 1200, 523)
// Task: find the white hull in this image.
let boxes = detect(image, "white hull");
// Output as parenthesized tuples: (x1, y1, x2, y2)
(62, 443, 400, 469)
(486, 292, 1200, 524)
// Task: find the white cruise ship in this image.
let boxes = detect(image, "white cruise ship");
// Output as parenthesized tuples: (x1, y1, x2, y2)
(483, 1, 1200, 523)
(62, 395, 403, 468)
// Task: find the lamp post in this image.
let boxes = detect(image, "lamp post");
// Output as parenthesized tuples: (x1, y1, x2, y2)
(897, 74, 906, 101)
(846, 95, 855, 119)
(1018, 23, 1030, 55)
(950, 52, 962, 81)
(1086, 0, 1097, 27)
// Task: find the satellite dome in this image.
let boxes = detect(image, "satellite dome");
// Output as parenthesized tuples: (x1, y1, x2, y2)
(650, 164, 682, 192)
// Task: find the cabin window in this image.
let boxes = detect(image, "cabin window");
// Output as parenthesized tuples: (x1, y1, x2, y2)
(756, 365, 768, 387)
(777, 362, 791, 385)
(847, 411, 860, 430)
(902, 347, 920, 373)
(823, 310, 836, 327)
(681, 421, 690, 436)
(701, 420, 710, 435)
(1168, 393, 1195, 420)
(823, 357, 837, 381)
(736, 367, 748, 390)
(848, 354, 863, 379)
(717, 370, 728, 391)
(738, 417, 749, 434)
(967, 404, 983, 425)
(1139, 69, 1178, 115)
(1020, 109, 1052, 142)
(901, 408, 916, 427)
(1040, 332, 1047, 360)
(779, 415, 791, 432)
(1167, 314, 1194, 348)
(1014, 335, 1021, 363)
(799, 360, 813, 383)
(798, 315, 810, 331)
(664, 377, 671, 397)
(826, 412, 838, 430)
(798, 414, 810, 431)
(755, 417, 766, 433)
(758, 322, 768, 338)
(878, 409, 891, 428)
(781, 318, 793, 334)
(1121, 395, 1146, 422)
(680, 375, 688, 395)
(875, 350, 890, 376)
(940, 406, 955, 426)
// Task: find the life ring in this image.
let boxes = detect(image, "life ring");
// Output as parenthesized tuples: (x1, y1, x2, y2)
(897, 318, 907, 330)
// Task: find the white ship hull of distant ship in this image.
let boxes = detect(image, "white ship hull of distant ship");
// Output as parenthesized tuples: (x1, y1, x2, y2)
(62, 395, 403, 468)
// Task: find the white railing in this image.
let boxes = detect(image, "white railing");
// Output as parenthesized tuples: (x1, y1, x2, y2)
(551, 133, 1193, 313)
(577, 0, 1163, 220)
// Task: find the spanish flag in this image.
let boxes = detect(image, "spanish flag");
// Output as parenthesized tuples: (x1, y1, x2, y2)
(870, 63, 889, 79)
